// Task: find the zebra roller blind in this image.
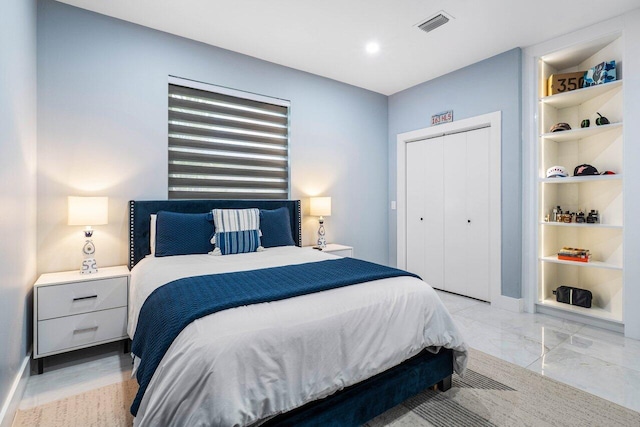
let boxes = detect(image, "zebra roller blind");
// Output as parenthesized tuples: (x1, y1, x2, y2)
(168, 81, 290, 199)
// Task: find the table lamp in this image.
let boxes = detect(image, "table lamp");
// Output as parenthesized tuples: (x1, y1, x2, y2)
(310, 196, 331, 249)
(68, 196, 108, 274)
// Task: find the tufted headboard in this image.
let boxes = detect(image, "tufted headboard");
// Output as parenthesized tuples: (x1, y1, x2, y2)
(129, 199, 302, 269)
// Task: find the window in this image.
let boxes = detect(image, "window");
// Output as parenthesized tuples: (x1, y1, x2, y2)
(168, 77, 290, 199)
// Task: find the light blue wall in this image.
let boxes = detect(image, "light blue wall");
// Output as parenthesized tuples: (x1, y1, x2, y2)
(388, 49, 522, 298)
(0, 0, 37, 419)
(36, 0, 389, 272)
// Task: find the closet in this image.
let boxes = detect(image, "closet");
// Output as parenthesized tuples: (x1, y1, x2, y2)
(406, 127, 491, 301)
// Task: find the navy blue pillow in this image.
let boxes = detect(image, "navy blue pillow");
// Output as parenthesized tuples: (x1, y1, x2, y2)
(260, 208, 295, 248)
(155, 211, 214, 257)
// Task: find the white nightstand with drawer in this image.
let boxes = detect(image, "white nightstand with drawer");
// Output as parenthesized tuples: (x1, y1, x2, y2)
(305, 244, 354, 258)
(33, 266, 130, 374)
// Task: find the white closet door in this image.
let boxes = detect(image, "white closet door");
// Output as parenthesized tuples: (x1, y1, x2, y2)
(406, 138, 444, 289)
(406, 141, 427, 279)
(465, 127, 491, 301)
(422, 138, 445, 289)
(443, 132, 469, 296)
(407, 137, 444, 289)
(443, 128, 491, 301)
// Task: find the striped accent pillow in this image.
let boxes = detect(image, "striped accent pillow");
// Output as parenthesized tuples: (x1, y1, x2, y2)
(216, 229, 262, 255)
(210, 208, 263, 255)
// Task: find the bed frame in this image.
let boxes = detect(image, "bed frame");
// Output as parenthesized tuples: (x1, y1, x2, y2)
(129, 199, 453, 426)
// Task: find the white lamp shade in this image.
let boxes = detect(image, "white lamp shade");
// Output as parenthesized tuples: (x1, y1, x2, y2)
(310, 197, 331, 217)
(68, 196, 109, 226)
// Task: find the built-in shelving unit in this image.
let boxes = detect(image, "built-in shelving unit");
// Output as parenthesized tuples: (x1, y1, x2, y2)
(535, 34, 624, 326)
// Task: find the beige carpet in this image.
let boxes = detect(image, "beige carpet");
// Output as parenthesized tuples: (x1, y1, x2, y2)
(14, 349, 640, 427)
(13, 379, 137, 427)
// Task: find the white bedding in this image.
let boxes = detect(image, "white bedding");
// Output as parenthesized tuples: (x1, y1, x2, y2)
(129, 246, 468, 427)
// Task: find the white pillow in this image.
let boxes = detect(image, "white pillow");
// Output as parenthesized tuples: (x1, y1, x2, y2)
(150, 214, 157, 255)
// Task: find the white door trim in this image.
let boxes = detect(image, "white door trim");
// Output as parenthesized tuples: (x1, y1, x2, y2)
(397, 111, 502, 303)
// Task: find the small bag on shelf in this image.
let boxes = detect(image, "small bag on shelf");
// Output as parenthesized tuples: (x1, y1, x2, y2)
(553, 285, 593, 308)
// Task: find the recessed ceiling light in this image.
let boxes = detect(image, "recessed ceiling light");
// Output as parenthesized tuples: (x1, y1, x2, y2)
(365, 42, 380, 55)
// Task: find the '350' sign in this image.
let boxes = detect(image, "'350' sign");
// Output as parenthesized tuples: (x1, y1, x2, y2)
(557, 76, 585, 92)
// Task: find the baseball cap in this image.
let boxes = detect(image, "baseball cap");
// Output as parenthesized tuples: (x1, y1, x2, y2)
(550, 123, 571, 132)
(547, 165, 568, 178)
(574, 164, 599, 176)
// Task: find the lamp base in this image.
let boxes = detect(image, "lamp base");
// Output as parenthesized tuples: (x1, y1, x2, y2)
(81, 258, 98, 274)
(317, 217, 327, 249)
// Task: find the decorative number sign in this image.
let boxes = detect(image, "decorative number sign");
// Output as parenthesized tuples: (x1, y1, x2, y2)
(547, 72, 586, 95)
(556, 76, 584, 92)
(431, 110, 453, 126)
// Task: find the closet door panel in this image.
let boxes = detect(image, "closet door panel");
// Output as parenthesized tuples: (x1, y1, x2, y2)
(406, 141, 427, 279)
(443, 132, 468, 295)
(422, 138, 444, 289)
(465, 127, 491, 300)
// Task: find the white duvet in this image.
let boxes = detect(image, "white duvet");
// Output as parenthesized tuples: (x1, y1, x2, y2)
(129, 246, 467, 427)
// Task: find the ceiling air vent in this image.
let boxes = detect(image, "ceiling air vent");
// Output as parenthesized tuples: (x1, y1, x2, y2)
(417, 11, 453, 33)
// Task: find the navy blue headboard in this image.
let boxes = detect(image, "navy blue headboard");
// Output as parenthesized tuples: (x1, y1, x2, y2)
(129, 199, 302, 269)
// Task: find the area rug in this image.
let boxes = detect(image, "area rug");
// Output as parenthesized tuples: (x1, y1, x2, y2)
(366, 348, 640, 427)
(13, 349, 640, 427)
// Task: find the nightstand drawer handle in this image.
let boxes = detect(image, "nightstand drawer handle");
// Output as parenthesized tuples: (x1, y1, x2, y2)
(72, 295, 98, 301)
(73, 326, 98, 334)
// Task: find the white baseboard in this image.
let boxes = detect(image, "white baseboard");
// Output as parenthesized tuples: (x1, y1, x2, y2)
(0, 354, 30, 427)
(491, 295, 524, 312)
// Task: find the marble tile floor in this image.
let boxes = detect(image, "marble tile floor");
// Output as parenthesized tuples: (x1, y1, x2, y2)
(436, 290, 640, 413)
(19, 342, 133, 411)
(17, 291, 640, 418)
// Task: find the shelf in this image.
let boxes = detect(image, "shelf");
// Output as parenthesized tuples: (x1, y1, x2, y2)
(540, 122, 622, 142)
(540, 256, 622, 270)
(537, 298, 622, 323)
(535, 35, 624, 332)
(539, 174, 622, 184)
(539, 222, 622, 229)
(540, 80, 622, 109)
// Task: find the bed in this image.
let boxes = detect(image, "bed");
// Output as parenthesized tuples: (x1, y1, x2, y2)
(128, 199, 467, 426)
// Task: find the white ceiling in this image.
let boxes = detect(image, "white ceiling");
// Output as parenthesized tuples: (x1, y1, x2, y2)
(56, 0, 637, 95)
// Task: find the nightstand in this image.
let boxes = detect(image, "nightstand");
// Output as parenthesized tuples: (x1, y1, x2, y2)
(306, 244, 354, 258)
(33, 266, 130, 374)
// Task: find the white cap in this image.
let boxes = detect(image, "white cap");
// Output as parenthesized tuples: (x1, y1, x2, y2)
(546, 166, 568, 178)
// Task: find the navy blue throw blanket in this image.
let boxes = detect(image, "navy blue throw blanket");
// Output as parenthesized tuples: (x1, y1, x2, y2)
(130, 257, 419, 415)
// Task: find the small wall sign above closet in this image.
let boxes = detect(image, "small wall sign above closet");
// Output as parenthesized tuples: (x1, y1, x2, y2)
(431, 110, 453, 126)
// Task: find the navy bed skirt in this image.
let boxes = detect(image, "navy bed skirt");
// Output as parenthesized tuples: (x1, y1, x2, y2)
(263, 348, 453, 427)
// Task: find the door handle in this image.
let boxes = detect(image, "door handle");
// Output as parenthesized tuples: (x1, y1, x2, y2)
(420, 217, 424, 221)
(467, 219, 471, 223)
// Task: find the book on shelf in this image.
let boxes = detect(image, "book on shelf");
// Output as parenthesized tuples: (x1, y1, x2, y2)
(557, 247, 591, 263)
